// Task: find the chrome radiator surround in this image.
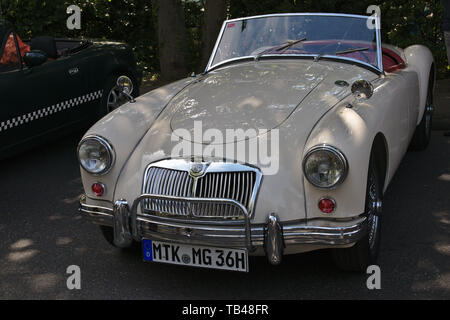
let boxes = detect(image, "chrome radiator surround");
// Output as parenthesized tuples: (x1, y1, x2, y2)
(141, 159, 262, 220)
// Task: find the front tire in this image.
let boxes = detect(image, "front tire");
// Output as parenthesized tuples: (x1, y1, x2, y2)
(331, 153, 383, 272)
(99, 226, 139, 250)
(99, 225, 115, 247)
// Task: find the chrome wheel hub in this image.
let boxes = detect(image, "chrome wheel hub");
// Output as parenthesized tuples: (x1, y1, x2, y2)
(107, 76, 134, 112)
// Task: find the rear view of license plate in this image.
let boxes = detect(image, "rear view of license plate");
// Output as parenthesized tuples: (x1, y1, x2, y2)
(142, 239, 249, 272)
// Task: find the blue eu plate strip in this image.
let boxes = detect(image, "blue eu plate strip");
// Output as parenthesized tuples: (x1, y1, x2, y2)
(142, 239, 153, 261)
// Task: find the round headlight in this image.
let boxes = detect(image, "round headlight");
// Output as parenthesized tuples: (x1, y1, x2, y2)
(303, 145, 348, 189)
(78, 136, 114, 175)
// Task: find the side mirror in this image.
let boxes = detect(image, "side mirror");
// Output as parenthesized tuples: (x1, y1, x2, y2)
(351, 80, 374, 100)
(23, 50, 48, 68)
(116, 75, 135, 103)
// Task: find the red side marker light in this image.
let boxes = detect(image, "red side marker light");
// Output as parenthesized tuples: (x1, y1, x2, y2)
(92, 183, 105, 197)
(318, 198, 335, 214)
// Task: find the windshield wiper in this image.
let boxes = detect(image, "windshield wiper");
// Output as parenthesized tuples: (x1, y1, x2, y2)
(335, 47, 369, 55)
(254, 37, 307, 61)
(314, 47, 370, 62)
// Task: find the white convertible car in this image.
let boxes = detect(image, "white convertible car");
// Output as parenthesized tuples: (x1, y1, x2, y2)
(78, 13, 434, 272)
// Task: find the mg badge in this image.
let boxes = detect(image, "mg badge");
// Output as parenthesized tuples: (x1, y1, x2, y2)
(190, 163, 205, 177)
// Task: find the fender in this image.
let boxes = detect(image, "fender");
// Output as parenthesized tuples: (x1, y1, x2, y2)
(303, 97, 375, 220)
(403, 45, 435, 125)
(80, 77, 194, 205)
(303, 69, 417, 220)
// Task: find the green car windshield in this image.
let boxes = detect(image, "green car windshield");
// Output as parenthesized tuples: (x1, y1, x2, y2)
(207, 13, 382, 72)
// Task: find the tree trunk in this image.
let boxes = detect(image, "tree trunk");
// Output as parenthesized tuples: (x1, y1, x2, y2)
(154, 0, 189, 81)
(199, 0, 228, 71)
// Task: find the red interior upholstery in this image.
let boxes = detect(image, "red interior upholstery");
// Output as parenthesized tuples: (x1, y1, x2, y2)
(276, 40, 406, 72)
(381, 47, 406, 73)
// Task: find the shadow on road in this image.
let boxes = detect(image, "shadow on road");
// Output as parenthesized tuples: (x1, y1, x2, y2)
(0, 131, 448, 299)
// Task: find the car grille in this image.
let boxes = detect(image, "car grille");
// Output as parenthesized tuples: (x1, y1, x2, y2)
(142, 162, 259, 219)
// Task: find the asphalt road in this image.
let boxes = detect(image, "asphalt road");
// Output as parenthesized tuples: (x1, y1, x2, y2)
(0, 130, 449, 300)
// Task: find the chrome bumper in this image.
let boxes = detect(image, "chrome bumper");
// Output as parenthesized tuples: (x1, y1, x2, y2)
(79, 194, 368, 265)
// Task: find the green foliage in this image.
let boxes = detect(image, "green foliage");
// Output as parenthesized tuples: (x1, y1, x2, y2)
(0, 0, 448, 77)
(184, 0, 203, 72)
(379, 0, 447, 76)
(228, 0, 448, 77)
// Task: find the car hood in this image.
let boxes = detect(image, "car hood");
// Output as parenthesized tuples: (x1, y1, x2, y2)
(168, 60, 333, 143)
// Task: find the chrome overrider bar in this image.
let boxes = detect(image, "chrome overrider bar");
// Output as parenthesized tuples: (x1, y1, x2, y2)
(132, 194, 253, 250)
(79, 194, 368, 265)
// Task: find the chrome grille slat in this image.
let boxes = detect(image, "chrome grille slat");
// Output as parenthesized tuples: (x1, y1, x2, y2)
(220, 173, 225, 217)
(163, 170, 171, 213)
(149, 168, 160, 210)
(177, 171, 186, 214)
(142, 163, 258, 220)
(157, 169, 166, 212)
(244, 172, 250, 207)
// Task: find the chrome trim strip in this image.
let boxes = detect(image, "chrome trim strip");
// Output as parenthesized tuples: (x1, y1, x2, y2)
(78, 194, 114, 226)
(375, 15, 384, 73)
(208, 54, 382, 75)
(136, 214, 367, 247)
(79, 195, 367, 248)
(282, 223, 365, 244)
(79, 199, 113, 214)
(205, 13, 383, 74)
(205, 17, 227, 74)
(226, 12, 375, 22)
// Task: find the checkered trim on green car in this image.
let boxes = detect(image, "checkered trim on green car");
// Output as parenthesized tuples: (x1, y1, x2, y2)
(0, 90, 103, 132)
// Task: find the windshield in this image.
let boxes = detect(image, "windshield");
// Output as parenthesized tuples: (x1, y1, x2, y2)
(208, 14, 381, 72)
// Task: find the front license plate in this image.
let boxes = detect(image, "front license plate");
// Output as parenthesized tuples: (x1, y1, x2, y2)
(142, 239, 249, 272)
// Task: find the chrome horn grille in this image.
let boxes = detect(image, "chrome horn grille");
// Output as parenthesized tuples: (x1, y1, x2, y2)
(141, 160, 261, 220)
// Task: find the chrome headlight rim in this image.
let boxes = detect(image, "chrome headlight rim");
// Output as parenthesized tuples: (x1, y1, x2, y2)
(302, 144, 348, 189)
(77, 135, 115, 175)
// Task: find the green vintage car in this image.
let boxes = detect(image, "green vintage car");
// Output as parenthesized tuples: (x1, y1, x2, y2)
(0, 19, 141, 158)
